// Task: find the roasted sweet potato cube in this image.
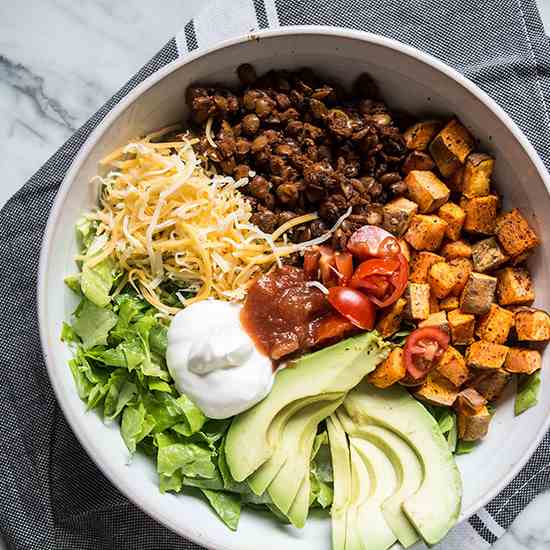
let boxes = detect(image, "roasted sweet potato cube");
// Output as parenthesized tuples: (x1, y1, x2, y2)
(429, 119, 474, 177)
(419, 311, 449, 333)
(429, 262, 458, 299)
(504, 348, 541, 375)
(469, 369, 511, 401)
(402, 151, 436, 174)
(515, 309, 550, 341)
(440, 296, 460, 311)
(436, 346, 469, 386)
(437, 202, 466, 241)
(376, 298, 407, 338)
(458, 406, 491, 441)
(404, 283, 430, 321)
(382, 197, 419, 236)
(448, 309, 475, 345)
(462, 153, 494, 198)
(462, 195, 499, 235)
(496, 209, 540, 257)
(368, 348, 406, 388)
(466, 340, 509, 370)
(496, 267, 535, 306)
(476, 304, 515, 344)
(455, 388, 487, 415)
(471, 237, 509, 273)
(409, 251, 444, 283)
(398, 239, 411, 262)
(460, 272, 497, 315)
(404, 215, 448, 251)
(441, 239, 472, 260)
(415, 372, 459, 407)
(429, 293, 440, 314)
(404, 120, 441, 151)
(406, 170, 450, 213)
(447, 165, 464, 193)
(449, 257, 473, 297)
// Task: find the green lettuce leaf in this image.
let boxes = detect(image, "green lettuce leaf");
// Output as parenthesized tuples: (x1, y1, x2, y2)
(157, 441, 216, 479)
(61, 322, 79, 344)
(515, 371, 542, 416)
(455, 439, 479, 455)
(121, 404, 155, 453)
(159, 471, 183, 493)
(201, 489, 241, 531)
(64, 275, 82, 295)
(72, 299, 118, 349)
(103, 371, 137, 421)
(81, 257, 115, 308)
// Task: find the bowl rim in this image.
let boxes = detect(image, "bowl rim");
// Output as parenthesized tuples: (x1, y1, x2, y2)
(38, 25, 550, 547)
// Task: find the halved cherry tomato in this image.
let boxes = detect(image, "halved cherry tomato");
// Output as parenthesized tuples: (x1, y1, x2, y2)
(314, 313, 356, 345)
(404, 327, 450, 380)
(327, 286, 376, 330)
(303, 248, 320, 280)
(350, 254, 409, 308)
(319, 246, 339, 287)
(347, 225, 395, 259)
(334, 251, 354, 285)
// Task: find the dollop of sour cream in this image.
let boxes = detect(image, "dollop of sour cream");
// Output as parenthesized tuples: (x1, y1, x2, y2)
(166, 300, 274, 419)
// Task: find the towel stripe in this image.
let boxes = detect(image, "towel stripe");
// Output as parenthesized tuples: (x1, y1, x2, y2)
(253, 0, 269, 28)
(468, 514, 498, 544)
(184, 19, 198, 52)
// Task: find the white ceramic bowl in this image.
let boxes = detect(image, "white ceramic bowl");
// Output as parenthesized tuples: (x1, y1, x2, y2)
(39, 27, 550, 550)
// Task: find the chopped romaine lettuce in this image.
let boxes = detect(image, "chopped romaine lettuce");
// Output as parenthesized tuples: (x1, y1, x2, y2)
(455, 439, 479, 455)
(515, 371, 542, 416)
(201, 489, 241, 531)
(71, 299, 118, 349)
(81, 257, 115, 308)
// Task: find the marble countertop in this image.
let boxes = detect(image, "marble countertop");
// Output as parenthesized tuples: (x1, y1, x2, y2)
(1, 1, 549, 548)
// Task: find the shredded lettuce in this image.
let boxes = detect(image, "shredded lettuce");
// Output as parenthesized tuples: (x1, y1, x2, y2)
(71, 299, 118, 349)
(81, 257, 115, 308)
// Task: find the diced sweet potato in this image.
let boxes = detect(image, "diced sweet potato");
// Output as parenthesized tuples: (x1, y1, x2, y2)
(496, 209, 540, 257)
(438, 202, 466, 241)
(419, 311, 449, 333)
(441, 240, 472, 260)
(429, 262, 458, 299)
(429, 293, 440, 314)
(469, 369, 511, 401)
(402, 151, 436, 174)
(496, 267, 535, 306)
(455, 388, 487, 416)
(462, 153, 494, 198)
(406, 170, 450, 213)
(404, 120, 442, 151)
(460, 272, 497, 315)
(403, 283, 431, 321)
(458, 407, 491, 441)
(515, 309, 550, 341)
(429, 119, 474, 177)
(398, 239, 411, 262)
(504, 348, 541, 375)
(471, 237, 509, 273)
(462, 195, 499, 234)
(368, 348, 406, 388)
(448, 309, 475, 345)
(447, 165, 464, 193)
(476, 304, 515, 344)
(404, 214, 448, 251)
(440, 296, 460, 311)
(414, 372, 459, 407)
(449, 257, 473, 297)
(466, 340, 509, 369)
(409, 251, 444, 283)
(376, 298, 407, 338)
(436, 346, 469, 386)
(382, 197, 419, 237)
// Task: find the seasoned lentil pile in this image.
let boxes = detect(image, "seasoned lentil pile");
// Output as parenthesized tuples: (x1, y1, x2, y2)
(186, 64, 411, 248)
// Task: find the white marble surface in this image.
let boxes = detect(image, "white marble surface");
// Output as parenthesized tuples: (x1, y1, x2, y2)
(1, 1, 550, 548)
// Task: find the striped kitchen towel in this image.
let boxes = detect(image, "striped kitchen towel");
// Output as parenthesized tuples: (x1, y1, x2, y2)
(0, 0, 549, 549)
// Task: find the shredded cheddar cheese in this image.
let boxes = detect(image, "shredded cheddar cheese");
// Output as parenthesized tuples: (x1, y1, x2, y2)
(84, 130, 351, 314)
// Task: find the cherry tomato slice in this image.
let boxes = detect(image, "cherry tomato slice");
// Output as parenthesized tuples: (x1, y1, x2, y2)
(334, 251, 354, 285)
(303, 248, 320, 280)
(327, 286, 376, 330)
(347, 225, 395, 259)
(350, 254, 409, 308)
(319, 246, 339, 287)
(314, 313, 357, 345)
(404, 327, 450, 380)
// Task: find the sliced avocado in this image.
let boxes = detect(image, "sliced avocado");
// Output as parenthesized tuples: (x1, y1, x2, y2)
(327, 415, 351, 550)
(344, 383, 462, 546)
(337, 411, 421, 548)
(346, 445, 370, 550)
(226, 332, 390, 481)
(268, 397, 343, 515)
(286, 474, 310, 528)
(248, 392, 343, 496)
(351, 438, 398, 550)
